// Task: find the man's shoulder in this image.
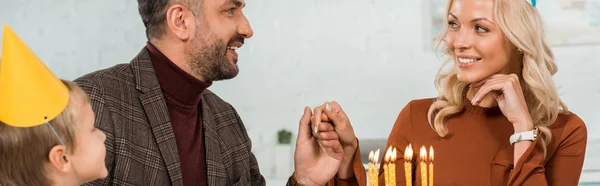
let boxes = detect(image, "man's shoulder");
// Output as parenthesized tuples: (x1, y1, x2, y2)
(74, 63, 135, 91)
(202, 89, 235, 112)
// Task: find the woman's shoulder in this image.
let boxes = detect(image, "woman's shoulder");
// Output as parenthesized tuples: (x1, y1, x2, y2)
(409, 97, 438, 105)
(543, 111, 588, 161)
(548, 112, 587, 145)
(393, 97, 438, 120)
(552, 112, 586, 131)
(402, 97, 438, 112)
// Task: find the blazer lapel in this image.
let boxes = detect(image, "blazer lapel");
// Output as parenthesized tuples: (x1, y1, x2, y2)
(132, 48, 184, 186)
(201, 96, 228, 186)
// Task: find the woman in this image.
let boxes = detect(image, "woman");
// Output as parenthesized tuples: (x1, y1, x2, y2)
(314, 0, 588, 185)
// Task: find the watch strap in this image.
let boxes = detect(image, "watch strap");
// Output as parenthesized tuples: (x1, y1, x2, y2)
(510, 127, 538, 145)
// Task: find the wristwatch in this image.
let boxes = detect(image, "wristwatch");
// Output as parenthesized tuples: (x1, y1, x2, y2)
(509, 127, 538, 146)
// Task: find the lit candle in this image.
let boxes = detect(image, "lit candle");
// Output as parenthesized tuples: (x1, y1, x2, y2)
(384, 147, 391, 186)
(374, 149, 380, 186)
(429, 146, 434, 186)
(390, 147, 397, 186)
(369, 151, 374, 186)
(404, 144, 413, 186)
(420, 146, 428, 186)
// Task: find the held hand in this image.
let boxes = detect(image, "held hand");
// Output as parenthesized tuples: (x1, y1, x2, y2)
(320, 101, 358, 179)
(320, 101, 357, 155)
(471, 74, 534, 131)
(294, 106, 343, 186)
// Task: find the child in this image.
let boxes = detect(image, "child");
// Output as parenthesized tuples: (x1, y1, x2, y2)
(0, 25, 107, 185)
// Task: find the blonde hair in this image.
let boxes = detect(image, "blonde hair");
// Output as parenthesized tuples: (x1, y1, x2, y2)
(0, 80, 91, 186)
(427, 0, 568, 155)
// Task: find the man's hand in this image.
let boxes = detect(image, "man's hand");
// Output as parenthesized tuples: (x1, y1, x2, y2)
(293, 106, 344, 185)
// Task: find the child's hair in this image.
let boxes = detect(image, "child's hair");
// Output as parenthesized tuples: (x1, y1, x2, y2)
(0, 80, 91, 186)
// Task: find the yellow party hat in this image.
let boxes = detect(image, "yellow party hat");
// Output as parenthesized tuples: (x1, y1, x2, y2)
(0, 25, 69, 127)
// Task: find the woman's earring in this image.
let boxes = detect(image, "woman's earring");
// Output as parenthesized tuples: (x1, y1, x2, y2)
(517, 49, 524, 54)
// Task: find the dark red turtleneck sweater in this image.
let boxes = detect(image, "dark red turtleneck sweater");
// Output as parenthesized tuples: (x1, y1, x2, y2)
(147, 42, 212, 186)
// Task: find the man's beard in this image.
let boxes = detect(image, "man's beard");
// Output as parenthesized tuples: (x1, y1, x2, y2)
(185, 27, 239, 82)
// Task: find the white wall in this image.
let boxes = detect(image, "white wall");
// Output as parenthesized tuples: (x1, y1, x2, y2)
(1, 0, 599, 181)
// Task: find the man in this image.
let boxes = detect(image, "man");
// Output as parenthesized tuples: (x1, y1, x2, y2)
(75, 0, 360, 185)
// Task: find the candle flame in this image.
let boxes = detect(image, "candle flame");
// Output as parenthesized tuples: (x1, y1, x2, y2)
(391, 147, 397, 162)
(385, 147, 392, 162)
(374, 149, 380, 164)
(420, 146, 427, 161)
(404, 144, 413, 161)
(429, 146, 434, 162)
(369, 151, 374, 162)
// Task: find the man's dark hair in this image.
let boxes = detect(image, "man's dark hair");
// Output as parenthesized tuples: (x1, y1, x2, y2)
(138, 0, 172, 40)
(137, 0, 201, 40)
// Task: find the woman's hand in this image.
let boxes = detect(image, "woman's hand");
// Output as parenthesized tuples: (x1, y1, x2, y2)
(471, 73, 539, 165)
(319, 101, 358, 179)
(471, 73, 534, 132)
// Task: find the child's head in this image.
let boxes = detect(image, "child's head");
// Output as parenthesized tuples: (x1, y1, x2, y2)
(0, 80, 107, 186)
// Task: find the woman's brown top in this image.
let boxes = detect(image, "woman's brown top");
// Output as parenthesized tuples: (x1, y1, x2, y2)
(338, 98, 587, 186)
